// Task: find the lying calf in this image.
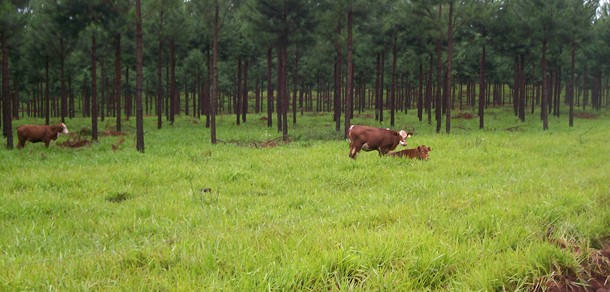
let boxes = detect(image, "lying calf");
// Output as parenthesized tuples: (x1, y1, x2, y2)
(388, 145, 432, 160)
(17, 123, 69, 149)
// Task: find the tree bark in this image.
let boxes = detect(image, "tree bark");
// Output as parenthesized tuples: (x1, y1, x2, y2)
(135, 0, 144, 152)
(211, 2, 219, 144)
(91, 33, 98, 142)
(2, 31, 13, 149)
(115, 33, 122, 132)
(344, 6, 353, 138)
(266, 48, 273, 127)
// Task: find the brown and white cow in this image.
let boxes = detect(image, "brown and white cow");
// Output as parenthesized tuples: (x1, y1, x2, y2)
(348, 125, 412, 159)
(388, 145, 432, 160)
(17, 123, 69, 149)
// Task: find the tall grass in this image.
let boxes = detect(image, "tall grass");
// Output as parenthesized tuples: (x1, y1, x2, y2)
(1, 107, 608, 290)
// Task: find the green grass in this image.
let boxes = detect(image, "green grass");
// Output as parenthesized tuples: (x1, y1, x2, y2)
(1, 107, 608, 290)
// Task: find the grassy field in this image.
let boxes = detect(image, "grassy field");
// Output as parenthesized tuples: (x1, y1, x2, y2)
(1, 107, 609, 290)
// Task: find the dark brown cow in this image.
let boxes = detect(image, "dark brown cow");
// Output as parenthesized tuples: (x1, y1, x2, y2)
(17, 123, 69, 149)
(388, 145, 432, 160)
(348, 125, 412, 159)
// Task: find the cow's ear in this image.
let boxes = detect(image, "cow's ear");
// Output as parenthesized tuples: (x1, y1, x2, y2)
(399, 130, 408, 138)
(428, 147, 432, 151)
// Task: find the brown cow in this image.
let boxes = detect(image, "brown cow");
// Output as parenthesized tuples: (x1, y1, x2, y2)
(348, 125, 412, 159)
(388, 145, 432, 160)
(17, 123, 69, 149)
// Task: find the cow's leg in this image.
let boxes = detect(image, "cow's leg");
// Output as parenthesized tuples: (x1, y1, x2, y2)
(44, 140, 50, 148)
(17, 136, 26, 149)
(349, 142, 361, 159)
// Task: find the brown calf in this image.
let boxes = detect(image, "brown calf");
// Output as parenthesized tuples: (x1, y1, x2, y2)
(348, 125, 412, 159)
(388, 145, 432, 160)
(17, 123, 69, 149)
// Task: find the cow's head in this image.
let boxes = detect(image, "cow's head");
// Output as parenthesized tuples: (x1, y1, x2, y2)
(60, 123, 70, 135)
(398, 130, 412, 146)
(418, 145, 432, 160)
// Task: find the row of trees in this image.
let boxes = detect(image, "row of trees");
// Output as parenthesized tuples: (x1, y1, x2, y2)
(1, 0, 609, 151)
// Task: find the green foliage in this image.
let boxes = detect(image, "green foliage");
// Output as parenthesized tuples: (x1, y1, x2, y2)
(0, 109, 608, 290)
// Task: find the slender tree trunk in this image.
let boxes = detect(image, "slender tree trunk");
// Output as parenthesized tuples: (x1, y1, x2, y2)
(569, 42, 575, 127)
(91, 33, 98, 142)
(125, 65, 130, 120)
(43, 60, 49, 125)
(344, 6, 353, 138)
(292, 50, 299, 125)
(267, 48, 273, 127)
(426, 55, 433, 124)
(479, 45, 486, 129)
(60, 38, 67, 123)
(334, 19, 342, 132)
(211, 3, 219, 144)
(541, 39, 548, 130)
(236, 56, 242, 125)
(169, 40, 176, 124)
(135, 0, 144, 152)
(115, 33, 122, 132)
(242, 59, 248, 123)
(445, 2, 453, 133)
(519, 55, 526, 122)
(2, 31, 13, 149)
(276, 48, 282, 132)
(418, 62, 423, 122)
(390, 35, 397, 127)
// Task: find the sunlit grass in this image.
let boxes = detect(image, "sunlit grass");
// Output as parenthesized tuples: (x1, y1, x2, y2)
(1, 107, 608, 290)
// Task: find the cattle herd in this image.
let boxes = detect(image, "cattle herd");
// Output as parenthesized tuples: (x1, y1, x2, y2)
(13, 123, 432, 161)
(347, 125, 432, 160)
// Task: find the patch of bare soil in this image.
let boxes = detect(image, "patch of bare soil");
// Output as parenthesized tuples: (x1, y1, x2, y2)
(574, 112, 598, 120)
(58, 133, 92, 148)
(101, 129, 127, 136)
(532, 238, 610, 292)
(454, 112, 476, 119)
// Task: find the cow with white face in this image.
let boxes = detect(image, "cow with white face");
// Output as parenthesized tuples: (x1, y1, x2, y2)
(16, 123, 69, 149)
(347, 125, 412, 159)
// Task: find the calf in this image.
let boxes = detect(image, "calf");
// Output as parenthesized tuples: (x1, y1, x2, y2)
(17, 123, 69, 149)
(388, 145, 432, 160)
(348, 125, 412, 159)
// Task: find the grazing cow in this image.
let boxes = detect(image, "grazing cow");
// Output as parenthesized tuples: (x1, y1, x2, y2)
(388, 145, 432, 160)
(17, 123, 69, 149)
(348, 125, 412, 159)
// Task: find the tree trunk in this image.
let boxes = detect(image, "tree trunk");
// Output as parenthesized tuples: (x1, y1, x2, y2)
(135, 0, 144, 152)
(242, 59, 248, 123)
(445, 2, 453, 134)
(2, 31, 13, 149)
(91, 33, 98, 142)
(541, 39, 548, 130)
(211, 2, 219, 144)
(569, 41, 575, 127)
(236, 56, 242, 125)
(479, 45, 486, 129)
(60, 38, 67, 123)
(267, 48, 273, 127)
(115, 33, 122, 132)
(418, 62, 423, 122)
(169, 40, 176, 124)
(334, 19, 342, 132)
(344, 6, 353, 138)
(390, 35, 397, 127)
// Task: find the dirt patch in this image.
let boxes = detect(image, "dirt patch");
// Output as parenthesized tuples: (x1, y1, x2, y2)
(101, 129, 127, 137)
(58, 133, 92, 148)
(533, 237, 610, 291)
(58, 139, 92, 148)
(454, 112, 476, 119)
(574, 112, 598, 120)
(506, 125, 526, 132)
